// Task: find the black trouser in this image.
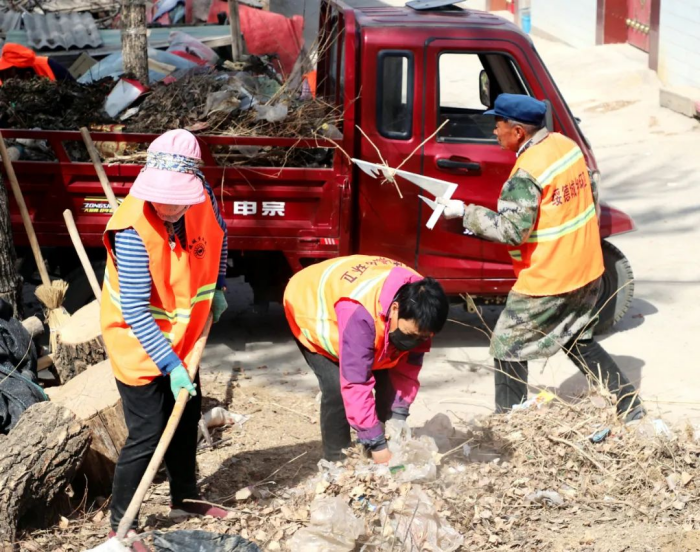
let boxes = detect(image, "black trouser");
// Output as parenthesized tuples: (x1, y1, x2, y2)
(110, 373, 202, 531)
(495, 338, 642, 415)
(299, 345, 393, 461)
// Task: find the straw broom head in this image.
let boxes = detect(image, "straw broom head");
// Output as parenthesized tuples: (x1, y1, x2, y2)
(35, 279, 69, 309)
(35, 280, 70, 352)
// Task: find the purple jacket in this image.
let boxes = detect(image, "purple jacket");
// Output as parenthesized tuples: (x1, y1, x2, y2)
(335, 267, 430, 447)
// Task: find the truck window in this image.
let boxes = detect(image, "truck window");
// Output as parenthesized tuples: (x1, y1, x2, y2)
(377, 52, 414, 140)
(438, 52, 529, 143)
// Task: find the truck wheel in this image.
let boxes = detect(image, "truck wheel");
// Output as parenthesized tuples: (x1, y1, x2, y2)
(593, 241, 634, 335)
(63, 260, 106, 314)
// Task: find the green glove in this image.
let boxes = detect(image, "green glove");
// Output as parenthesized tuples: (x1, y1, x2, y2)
(169, 364, 196, 400)
(212, 289, 228, 323)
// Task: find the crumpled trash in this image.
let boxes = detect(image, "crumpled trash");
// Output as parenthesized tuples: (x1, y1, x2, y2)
(414, 413, 454, 451)
(203, 407, 250, 429)
(633, 418, 673, 440)
(382, 486, 463, 552)
(510, 390, 555, 413)
(254, 103, 288, 123)
(168, 30, 219, 64)
(152, 530, 259, 551)
(388, 434, 439, 483)
(204, 89, 242, 117)
(288, 496, 364, 552)
(524, 490, 565, 507)
(104, 79, 147, 118)
(385, 418, 412, 443)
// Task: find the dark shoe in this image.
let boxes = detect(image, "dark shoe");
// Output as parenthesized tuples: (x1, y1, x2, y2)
(108, 530, 150, 552)
(169, 500, 233, 520)
(623, 404, 647, 424)
(567, 339, 644, 416)
(494, 359, 529, 412)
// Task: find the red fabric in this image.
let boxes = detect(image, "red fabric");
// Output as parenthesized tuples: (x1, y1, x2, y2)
(208, 2, 304, 76)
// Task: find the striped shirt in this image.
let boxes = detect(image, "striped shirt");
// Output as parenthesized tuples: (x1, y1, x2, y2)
(113, 182, 227, 374)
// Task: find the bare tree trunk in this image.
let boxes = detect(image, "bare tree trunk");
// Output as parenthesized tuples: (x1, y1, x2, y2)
(122, 0, 149, 85)
(229, 0, 244, 62)
(0, 402, 90, 544)
(0, 172, 23, 319)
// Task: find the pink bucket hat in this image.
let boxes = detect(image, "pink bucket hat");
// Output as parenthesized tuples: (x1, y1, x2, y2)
(130, 129, 206, 205)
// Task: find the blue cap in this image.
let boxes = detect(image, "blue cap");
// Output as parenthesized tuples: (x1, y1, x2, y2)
(484, 93, 547, 126)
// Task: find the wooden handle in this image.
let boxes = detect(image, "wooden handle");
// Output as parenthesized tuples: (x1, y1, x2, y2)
(0, 130, 51, 287)
(116, 314, 213, 539)
(63, 209, 102, 304)
(79, 127, 119, 212)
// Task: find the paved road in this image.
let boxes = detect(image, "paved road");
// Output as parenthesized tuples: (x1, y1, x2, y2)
(203, 4, 700, 430)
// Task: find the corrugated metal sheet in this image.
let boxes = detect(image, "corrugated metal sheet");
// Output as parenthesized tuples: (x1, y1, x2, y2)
(22, 12, 103, 50)
(6, 25, 231, 55)
(0, 10, 22, 36)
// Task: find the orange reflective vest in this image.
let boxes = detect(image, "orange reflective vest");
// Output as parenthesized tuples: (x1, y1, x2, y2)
(283, 255, 420, 370)
(508, 133, 604, 296)
(31, 56, 56, 80)
(0, 43, 56, 85)
(100, 194, 223, 386)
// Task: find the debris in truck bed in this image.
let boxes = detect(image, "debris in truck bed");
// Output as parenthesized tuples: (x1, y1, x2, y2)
(0, 68, 341, 167)
(0, 78, 114, 130)
(122, 70, 338, 139)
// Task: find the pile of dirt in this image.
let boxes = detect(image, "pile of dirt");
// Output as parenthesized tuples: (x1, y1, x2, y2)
(0, 78, 114, 130)
(19, 377, 700, 552)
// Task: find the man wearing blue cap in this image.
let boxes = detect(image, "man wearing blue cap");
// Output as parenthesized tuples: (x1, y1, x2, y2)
(437, 93, 644, 421)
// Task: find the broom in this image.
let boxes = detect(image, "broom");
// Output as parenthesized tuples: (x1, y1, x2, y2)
(0, 130, 70, 351)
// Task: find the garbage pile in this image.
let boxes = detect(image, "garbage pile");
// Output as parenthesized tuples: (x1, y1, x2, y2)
(22, 390, 700, 551)
(0, 28, 339, 167)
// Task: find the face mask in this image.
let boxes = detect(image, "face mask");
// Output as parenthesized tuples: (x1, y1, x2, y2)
(389, 328, 426, 352)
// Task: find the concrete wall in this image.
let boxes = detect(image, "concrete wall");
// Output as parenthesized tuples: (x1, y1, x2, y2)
(531, 0, 598, 49)
(657, 0, 700, 88)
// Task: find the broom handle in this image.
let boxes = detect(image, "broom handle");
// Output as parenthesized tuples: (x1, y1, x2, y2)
(117, 314, 213, 539)
(62, 209, 102, 304)
(0, 130, 51, 287)
(79, 127, 119, 211)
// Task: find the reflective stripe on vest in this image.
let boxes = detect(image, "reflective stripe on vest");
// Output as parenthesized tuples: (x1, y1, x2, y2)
(100, 194, 223, 386)
(284, 255, 422, 370)
(507, 133, 604, 296)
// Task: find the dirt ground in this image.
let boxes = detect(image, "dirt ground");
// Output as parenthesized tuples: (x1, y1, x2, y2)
(19, 367, 700, 552)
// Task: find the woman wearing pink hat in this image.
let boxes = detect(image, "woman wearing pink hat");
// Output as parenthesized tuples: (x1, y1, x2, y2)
(100, 129, 230, 544)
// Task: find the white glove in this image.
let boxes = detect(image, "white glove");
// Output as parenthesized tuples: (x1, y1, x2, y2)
(436, 197, 466, 219)
(385, 418, 411, 443)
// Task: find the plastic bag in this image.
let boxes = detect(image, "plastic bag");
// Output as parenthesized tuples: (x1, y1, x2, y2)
(167, 31, 219, 64)
(203, 407, 250, 429)
(388, 435, 438, 483)
(524, 490, 564, 507)
(288, 496, 364, 552)
(382, 486, 463, 552)
(414, 413, 453, 451)
(254, 103, 288, 123)
(152, 530, 259, 551)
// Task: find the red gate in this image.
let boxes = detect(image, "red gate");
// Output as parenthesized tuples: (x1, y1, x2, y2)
(627, 0, 651, 52)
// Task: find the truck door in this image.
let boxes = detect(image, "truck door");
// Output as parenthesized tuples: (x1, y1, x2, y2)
(418, 39, 538, 292)
(356, 46, 424, 268)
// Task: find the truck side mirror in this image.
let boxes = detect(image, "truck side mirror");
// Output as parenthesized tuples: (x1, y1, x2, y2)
(479, 70, 490, 108)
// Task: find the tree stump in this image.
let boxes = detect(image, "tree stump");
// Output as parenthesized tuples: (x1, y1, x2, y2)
(0, 171, 23, 319)
(54, 300, 107, 384)
(46, 359, 127, 497)
(0, 401, 90, 544)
